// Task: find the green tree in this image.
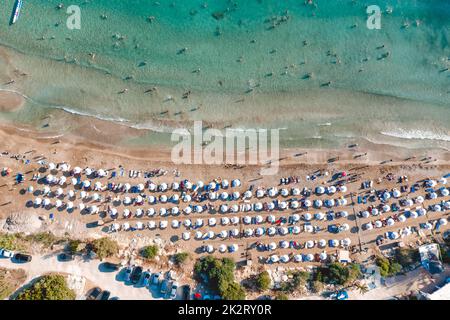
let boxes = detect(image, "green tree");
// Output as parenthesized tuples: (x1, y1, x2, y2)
(256, 271, 271, 291)
(221, 281, 246, 300)
(90, 237, 119, 260)
(16, 274, 75, 300)
(67, 240, 84, 255)
(173, 252, 190, 265)
(375, 257, 391, 277)
(395, 248, 419, 268)
(141, 245, 159, 260)
(310, 280, 324, 294)
(275, 292, 289, 300)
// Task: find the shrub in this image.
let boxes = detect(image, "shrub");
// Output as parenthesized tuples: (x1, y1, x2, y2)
(194, 256, 244, 299)
(315, 263, 362, 286)
(310, 280, 324, 294)
(395, 248, 419, 268)
(141, 245, 159, 260)
(16, 274, 75, 300)
(256, 271, 271, 291)
(67, 240, 84, 255)
(376, 256, 403, 277)
(221, 281, 246, 300)
(173, 252, 190, 265)
(90, 237, 119, 260)
(0, 268, 27, 300)
(25, 232, 62, 248)
(275, 292, 289, 300)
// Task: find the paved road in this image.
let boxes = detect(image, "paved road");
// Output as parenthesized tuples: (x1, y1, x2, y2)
(0, 254, 163, 300)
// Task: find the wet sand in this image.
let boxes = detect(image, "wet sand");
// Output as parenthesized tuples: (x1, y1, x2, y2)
(0, 90, 24, 112)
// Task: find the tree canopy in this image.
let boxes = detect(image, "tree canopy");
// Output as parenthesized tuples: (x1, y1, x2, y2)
(194, 256, 245, 300)
(256, 271, 271, 291)
(90, 237, 119, 260)
(16, 274, 75, 300)
(141, 245, 159, 260)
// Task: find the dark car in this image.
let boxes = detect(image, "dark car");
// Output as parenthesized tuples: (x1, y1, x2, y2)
(13, 253, 32, 263)
(98, 290, 111, 300)
(58, 253, 73, 262)
(101, 262, 121, 272)
(130, 266, 143, 284)
(87, 287, 102, 300)
(182, 285, 191, 300)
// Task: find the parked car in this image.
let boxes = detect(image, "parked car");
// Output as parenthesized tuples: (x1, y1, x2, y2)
(160, 279, 170, 296)
(142, 270, 151, 287)
(98, 290, 111, 300)
(170, 282, 178, 299)
(58, 253, 73, 262)
(151, 272, 161, 285)
(13, 253, 32, 263)
(87, 287, 102, 300)
(181, 285, 191, 300)
(124, 265, 133, 282)
(0, 248, 14, 258)
(101, 262, 121, 272)
(130, 266, 143, 284)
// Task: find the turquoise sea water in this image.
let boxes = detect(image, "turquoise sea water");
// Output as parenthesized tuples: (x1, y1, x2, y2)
(0, 0, 449, 149)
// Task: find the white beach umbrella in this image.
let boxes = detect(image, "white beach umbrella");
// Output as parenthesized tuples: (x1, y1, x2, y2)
(208, 192, 217, 200)
(206, 245, 214, 253)
(306, 240, 315, 248)
(270, 255, 279, 263)
(71, 178, 78, 186)
(361, 211, 370, 218)
(429, 192, 438, 200)
(123, 196, 131, 205)
(267, 215, 276, 223)
(280, 255, 290, 263)
(279, 201, 287, 210)
(330, 239, 339, 247)
(318, 239, 326, 248)
(48, 162, 56, 170)
(83, 180, 91, 188)
(315, 212, 325, 220)
(341, 238, 351, 247)
(232, 179, 241, 187)
(292, 187, 301, 196)
(393, 189, 401, 198)
(328, 186, 336, 194)
(148, 183, 157, 191)
(231, 204, 239, 213)
(218, 244, 227, 253)
(292, 214, 300, 222)
(433, 204, 442, 212)
(55, 199, 62, 208)
(304, 225, 313, 233)
(444, 201, 450, 209)
(147, 208, 155, 216)
(135, 221, 144, 230)
(92, 193, 100, 201)
(382, 204, 390, 213)
(422, 222, 432, 230)
(135, 208, 143, 217)
(426, 180, 437, 187)
(387, 218, 395, 226)
(365, 223, 373, 230)
(43, 198, 51, 207)
(294, 254, 303, 262)
(183, 206, 192, 214)
(319, 252, 327, 261)
(123, 209, 131, 218)
(280, 188, 289, 197)
(410, 211, 418, 219)
(304, 199, 312, 208)
(417, 208, 426, 216)
(268, 188, 278, 197)
(269, 242, 277, 250)
(79, 203, 85, 211)
(158, 183, 167, 192)
(158, 208, 167, 216)
(221, 217, 230, 225)
(267, 202, 275, 211)
(85, 168, 92, 176)
(221, 179, 229, 188)
(183, 194, 192, 203)
(171, 194, 180, 202)
(208, 218, 217, 227)
(398, 215, 406, 222)
(171, 220, 180, 228)
(255, 215, 263, 224)
(26, 186, 34, 194)
(220, 192, 229, 201)
(73, 167, 82, 175)
(267, 227, 276, 236)
(59, 176, 66, 185)
(97, 169, 106, 177)
(194, 205, 203, 213)
(243, 216, 252, 224)
(122, 222, 130, 231)
(416, 196, 424, 204)
(303, 213, 312, 221)
(43, 185, 51, 195)
(147, 221, 156, 229)
(280, 240, 289, 249)
(316, 186, 325, 195)
(383, 192, 391, 201)
(255, 228, 264, 236)
(290, 200, 299, 209)
(220, 204, 229, 213)
(195, 219, 204, 227)
(159, 220, 168, 229)
(375, 220, 383, 228)
(305, 254, 314, 262)
(339, 185, 347, 193)
(244, 228, 254, 237)
(171, 207, 180, 215)
(231, 228, 240, 237)
(184, 181, 193, 190)
(314, 199, 323, 208)
(279, 227, 288, 235)
(232, 191, 240, 200)
(160, 195, 168, 203)
(254, 202, 263, 211)
(371, 208, 379, 216)
(46, 175, 55, 183)
(244, 190, 252, 199)
(340, 211, 349, 218)
(67, 201, 74, 210)
(441, 189, 449, 197)
(341, 223, 350, 231)
(256, 189, 265, 198)
(293, 226, 301, 234)
(181, 232, 190, 241)
(68, 190, 75, 198)
(389, 232, 400, 240)
(219, 230, 228, 239)
(231, 217, 239, 225)
(439, 218, 448, 226)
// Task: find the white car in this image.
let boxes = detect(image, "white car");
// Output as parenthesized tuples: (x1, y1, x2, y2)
(0, 248, 14, 258)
